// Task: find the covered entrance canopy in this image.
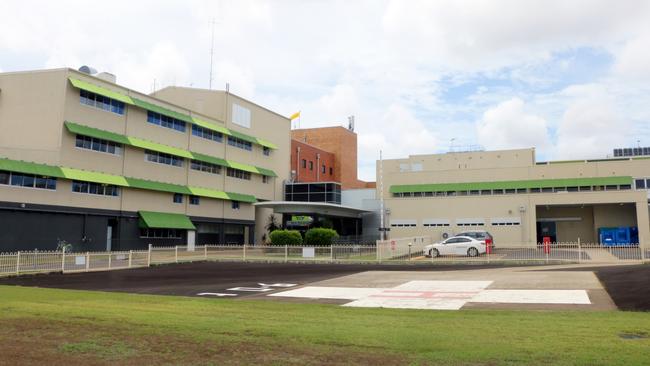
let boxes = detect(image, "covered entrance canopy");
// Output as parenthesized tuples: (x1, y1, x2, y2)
(254, 201, 371, 237)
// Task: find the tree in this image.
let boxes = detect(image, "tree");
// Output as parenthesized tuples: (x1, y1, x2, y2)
(265, 214, 282, 233)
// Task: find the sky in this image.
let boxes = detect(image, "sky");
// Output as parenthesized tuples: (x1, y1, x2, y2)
(2, 0, 650, 181)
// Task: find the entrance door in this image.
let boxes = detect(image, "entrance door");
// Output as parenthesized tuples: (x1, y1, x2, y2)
(106, 226, 112, 252)
(536, 221, 557, 243)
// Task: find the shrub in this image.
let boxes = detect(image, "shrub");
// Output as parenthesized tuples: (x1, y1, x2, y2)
(304, 228, 339, 246)
(269, 230, 303, 245)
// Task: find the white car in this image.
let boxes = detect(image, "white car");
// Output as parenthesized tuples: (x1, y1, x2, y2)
(424, 236, 486, 258)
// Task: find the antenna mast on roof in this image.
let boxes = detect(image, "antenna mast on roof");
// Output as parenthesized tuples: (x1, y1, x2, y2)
(208, 17, 216, 90)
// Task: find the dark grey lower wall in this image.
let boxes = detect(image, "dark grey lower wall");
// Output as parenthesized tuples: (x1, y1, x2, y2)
(0, 203, 254, 252)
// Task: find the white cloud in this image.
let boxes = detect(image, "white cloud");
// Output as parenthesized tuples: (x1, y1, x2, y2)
(476, 98, 550, 152)
(613, 30, 650, 83)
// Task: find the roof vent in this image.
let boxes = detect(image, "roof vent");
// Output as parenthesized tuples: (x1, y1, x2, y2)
(96, 72, 116, 83)
(78, 65, 97, 75)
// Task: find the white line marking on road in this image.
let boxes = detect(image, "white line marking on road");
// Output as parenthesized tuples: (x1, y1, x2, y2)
(197, 293, 238, 297)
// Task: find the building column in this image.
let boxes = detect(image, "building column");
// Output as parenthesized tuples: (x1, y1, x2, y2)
(635, 200, 650, 249)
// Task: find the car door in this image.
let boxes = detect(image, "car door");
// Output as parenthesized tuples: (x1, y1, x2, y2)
(452, 238, 472, 255)
(439, 238, 457, 255)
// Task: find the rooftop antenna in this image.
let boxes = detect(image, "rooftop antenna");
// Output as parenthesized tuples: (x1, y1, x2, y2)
(449, 138, 456, 152)
(348, 115, 355, 131)
(208, 17, 217, 90)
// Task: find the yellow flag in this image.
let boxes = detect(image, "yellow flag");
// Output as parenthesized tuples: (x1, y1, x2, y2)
(289, 111, 301, 120)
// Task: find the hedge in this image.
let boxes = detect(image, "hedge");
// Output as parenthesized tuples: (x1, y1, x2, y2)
(269, 230, 303, 245)
(304, 228, 339, 246)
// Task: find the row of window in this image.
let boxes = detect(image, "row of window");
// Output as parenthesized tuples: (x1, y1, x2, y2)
(392, 219, 520, 228)
(226, 167, 251, 180)
(140, 228, 183, 239)
(147, 111, 187, 132)
(145, 150, 184, 167)
(79, 91, 271, 155)
(75, 135, 123, 155)
(192, 125, 223, 143)
(190, 160, 222, 175)
(300, 159, 333, 175)
(0, 171, 57, 190)
(72, 181, 120, 196)
(393, 185, 632, 198)
(227, 136, 253, 151)
(80, 90, 125, 115)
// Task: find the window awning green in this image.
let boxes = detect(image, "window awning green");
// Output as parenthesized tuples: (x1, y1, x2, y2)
(0, 157, 257, 203)
(191, 117, 231, 135)
(131, 98, 194, 124)
(390, 176, 634, 193)
(69, 78, 135, 105)
(65, 121, 277, 177)
(138, 211, 196, 230)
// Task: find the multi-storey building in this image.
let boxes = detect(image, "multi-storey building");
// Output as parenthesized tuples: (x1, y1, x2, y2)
(380, 148, 650, 247)
(0, 68, 289, 251)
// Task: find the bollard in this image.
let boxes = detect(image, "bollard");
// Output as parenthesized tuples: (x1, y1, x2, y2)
(61, 247, 66, 272)
(148, 244, 153, 267)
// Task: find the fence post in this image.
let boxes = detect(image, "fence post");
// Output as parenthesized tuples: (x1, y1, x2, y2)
(175, 246, 178, 263)
(16, 251, 20, 275)
(61, 247, 66, 272)
(330, 245, 334, 263)
(642, 242, 647, 263)
(204, 245, 208, 260)
(243, 245, 247, 261)
(577, 238, 582, 264)
(108, 251, 112, 269)
(285, 245, 288, 263)
(147, 244, 152, 267)
(85, 252, 90, 272)
(129, 250, 133, 268)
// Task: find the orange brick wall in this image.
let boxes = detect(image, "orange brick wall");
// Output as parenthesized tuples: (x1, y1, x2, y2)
(290, 139, 336, 183)
(291, 127, 375, 189)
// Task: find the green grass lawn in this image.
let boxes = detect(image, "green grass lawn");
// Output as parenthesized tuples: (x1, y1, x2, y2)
(1, 285, 649, 365)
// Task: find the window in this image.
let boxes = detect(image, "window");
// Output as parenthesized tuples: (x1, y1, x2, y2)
(189, 195, 200, 205)
(232, 104, 251, 128)
(140, 228, 182, 238)
(262, 175, 269, 184)
(227, 167, 251, 180)
(75, 135, 122, 155)
(147, 111, 186, 132)
(635, 179, 646, 189)
(231, 201, 240, 210)
(329, 167, 333, 175)
(173, 193, 183, 203)
(263, 147, 270, 156)
(2, 170, 56, 190)
(301, 159, 307, 168)
(227, 136, 253, 151)
(309, 161, 314, 170)
(71, 181, 119, 196)
(190, 160, 221, 174)
(145, 150, 183, 167)
(192, 125, 222, 143)
(322, 165, 326, 174)
(80, 90, 125, 115)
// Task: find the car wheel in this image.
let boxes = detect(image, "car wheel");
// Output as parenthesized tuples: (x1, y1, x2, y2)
(430, 248, 439, 258)
(467, 247, 479, 257)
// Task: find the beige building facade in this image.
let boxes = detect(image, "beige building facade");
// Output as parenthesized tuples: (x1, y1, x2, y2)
(380, 148, 650, 248)
(0, 68, 290, 251)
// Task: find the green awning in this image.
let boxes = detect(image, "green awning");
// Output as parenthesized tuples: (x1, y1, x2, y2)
(69, 78, 135, 105)
(131, 98, 194, 124)
(390, 176, 634, 193)
(191, 117, 231, 135)
(65, 121, 277, 177)
(138, 211, 196, 230)
(0, 157, 256, 203)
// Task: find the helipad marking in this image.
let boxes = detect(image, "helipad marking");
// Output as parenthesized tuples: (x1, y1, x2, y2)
(269, 280, 592, 310)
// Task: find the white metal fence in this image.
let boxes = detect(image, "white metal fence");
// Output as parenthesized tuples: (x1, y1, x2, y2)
(0, 242, 648, 277)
